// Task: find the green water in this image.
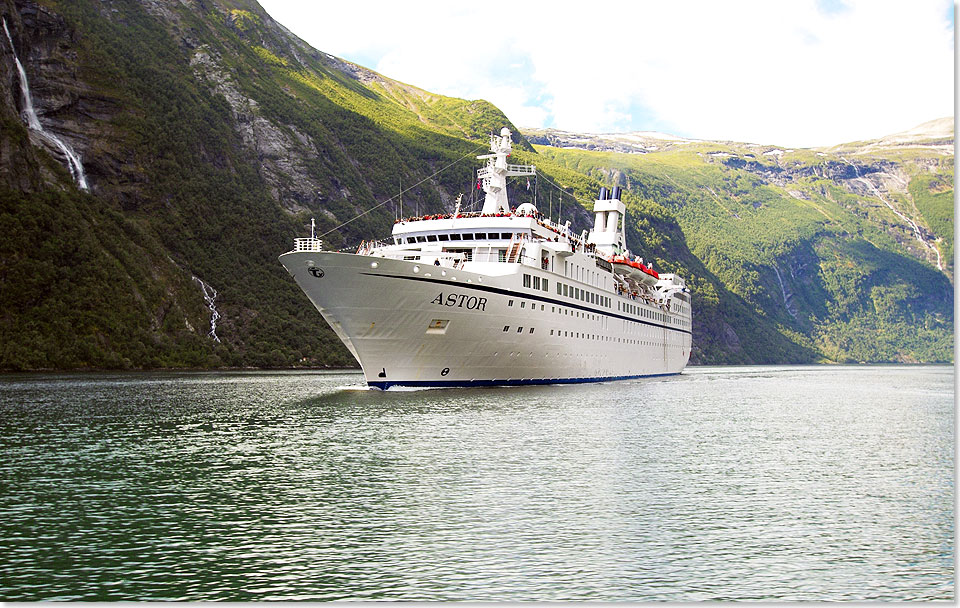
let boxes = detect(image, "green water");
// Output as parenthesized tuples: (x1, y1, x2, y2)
(0, 366, 953, 601)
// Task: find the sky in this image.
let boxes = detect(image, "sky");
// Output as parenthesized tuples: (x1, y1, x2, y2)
(257, 0, 954, 148)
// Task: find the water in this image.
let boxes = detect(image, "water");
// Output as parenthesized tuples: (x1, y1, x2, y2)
(2, 16, 89, 190)
(0, 366, 953, 601)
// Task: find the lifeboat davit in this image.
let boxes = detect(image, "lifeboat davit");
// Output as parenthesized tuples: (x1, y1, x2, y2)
(609, 255, 659, 286)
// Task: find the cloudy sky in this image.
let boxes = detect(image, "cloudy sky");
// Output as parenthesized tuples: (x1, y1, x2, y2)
(257, 0, 954, 148)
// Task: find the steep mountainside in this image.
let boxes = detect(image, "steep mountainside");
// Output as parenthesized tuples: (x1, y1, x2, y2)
(527, 121, 954, 363)
(0, 0, 552, 370)
(0, 0, 951, 370)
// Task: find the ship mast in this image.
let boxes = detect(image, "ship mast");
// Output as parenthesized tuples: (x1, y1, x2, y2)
(477, 127, 536, 215)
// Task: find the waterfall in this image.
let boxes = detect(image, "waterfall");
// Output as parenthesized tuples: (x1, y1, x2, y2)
(192, 276, 222, 343)
(2, 16, 88, 190)
(842, 157, 942, 272)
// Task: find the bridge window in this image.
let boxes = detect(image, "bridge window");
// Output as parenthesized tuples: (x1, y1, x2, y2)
(427, 235, 438, 242)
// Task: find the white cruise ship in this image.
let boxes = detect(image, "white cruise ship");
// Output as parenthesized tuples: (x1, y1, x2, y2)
(279, 128, 692, 388)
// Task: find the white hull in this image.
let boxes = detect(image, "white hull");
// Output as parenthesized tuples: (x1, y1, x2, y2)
(280, 250, 692, 388)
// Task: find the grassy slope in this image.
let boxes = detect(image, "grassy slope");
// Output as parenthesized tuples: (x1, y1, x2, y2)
(534, 143, 953, 363)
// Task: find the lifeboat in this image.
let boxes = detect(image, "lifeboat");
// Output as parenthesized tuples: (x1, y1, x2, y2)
(609, 255, 659, 286)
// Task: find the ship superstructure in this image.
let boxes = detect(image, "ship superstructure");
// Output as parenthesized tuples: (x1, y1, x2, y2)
(279, 128, 692, 388)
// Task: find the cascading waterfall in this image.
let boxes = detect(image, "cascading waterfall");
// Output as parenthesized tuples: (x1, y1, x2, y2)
(2, 16, 88, 190)
(192, 276, 222, 343)
(841, 157, 942, 271)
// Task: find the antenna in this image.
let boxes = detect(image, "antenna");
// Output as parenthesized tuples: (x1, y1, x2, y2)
(311, 217, 316, 239)
(399, 176, 402, 219)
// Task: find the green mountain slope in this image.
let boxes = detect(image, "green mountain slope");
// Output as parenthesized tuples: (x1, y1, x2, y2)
(0, 0, 543, 370)
(528, 126, 953, 363)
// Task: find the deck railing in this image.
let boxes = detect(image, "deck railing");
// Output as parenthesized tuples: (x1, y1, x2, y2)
(293, 238, 324, 252)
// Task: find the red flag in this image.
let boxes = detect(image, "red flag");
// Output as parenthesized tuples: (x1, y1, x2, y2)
(476, 179, 482, 190)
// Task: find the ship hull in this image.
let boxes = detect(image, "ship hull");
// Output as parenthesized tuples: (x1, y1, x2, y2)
(280, 251, 691, 389)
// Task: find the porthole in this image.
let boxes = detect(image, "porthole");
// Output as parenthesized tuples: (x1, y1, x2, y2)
(370, 261, 379, 269)
(413, 265, 420, 273)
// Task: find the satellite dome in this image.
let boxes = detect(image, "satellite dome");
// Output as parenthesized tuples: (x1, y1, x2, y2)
(516, 202, 537, 216)
(500, 127, 511, 137)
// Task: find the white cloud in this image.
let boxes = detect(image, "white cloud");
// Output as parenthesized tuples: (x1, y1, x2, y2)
(258, 0, 954, 147)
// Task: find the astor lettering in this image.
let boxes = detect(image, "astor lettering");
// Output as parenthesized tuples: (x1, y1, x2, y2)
(430, 292, 487, 311)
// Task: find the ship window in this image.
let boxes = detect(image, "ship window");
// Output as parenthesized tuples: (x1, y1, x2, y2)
(533, 276, 541, 289)
(498, 249, 507, 262)
(517, 327, 523, 333)
(529, 328, 535, 334)
(503, 325, 510, 332)
(427, 235, 438, 242)
(542, 279, 548, 292)
(462, 233, 474, 240)
(563, 284, 568, 297)
(438, 234, 449, 241)
(550, 329, 554, 335)
(523, 274, 531, 288)
(450, 233, 462, 240)
(416, 236, 426, 242)
(475, 233, 486, 239)
(556, 283, 562, 295)
(501, 232, 512, 239)
(508, 300, 514, 307)
(520, 302, 525, 308)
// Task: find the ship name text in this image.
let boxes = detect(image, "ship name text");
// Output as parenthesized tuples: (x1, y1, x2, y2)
(430, 292, 487, 311)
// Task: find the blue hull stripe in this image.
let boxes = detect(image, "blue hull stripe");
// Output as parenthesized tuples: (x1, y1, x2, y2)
(368, 372, 679, 390)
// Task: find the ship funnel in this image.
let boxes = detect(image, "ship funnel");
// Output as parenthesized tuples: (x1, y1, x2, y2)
(611, 186, 622, 200)
(598, 187, 608, 200)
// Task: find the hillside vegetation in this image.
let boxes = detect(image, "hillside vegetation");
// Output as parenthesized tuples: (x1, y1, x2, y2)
(0, 0, 952, 369)
(531, 128, 953, 363)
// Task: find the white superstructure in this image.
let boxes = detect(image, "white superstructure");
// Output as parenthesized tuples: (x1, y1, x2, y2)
(279, 128, 692, 388)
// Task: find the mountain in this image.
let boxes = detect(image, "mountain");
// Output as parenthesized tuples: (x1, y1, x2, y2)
(0, 0, 952, 370)
(0, 0, 542, 370)
(524, 121, 954, 363)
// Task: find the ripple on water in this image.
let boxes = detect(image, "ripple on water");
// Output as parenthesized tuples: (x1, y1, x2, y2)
(0, 366, 953, 601)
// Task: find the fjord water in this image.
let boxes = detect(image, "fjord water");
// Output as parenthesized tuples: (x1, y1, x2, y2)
(0, 366, 952, 601)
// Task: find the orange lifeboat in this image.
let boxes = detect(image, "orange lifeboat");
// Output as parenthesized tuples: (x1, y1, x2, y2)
(609, 255, 658, 285)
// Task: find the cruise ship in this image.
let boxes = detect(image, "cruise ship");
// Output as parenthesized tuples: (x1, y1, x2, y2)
(279, 128, 692, 388)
